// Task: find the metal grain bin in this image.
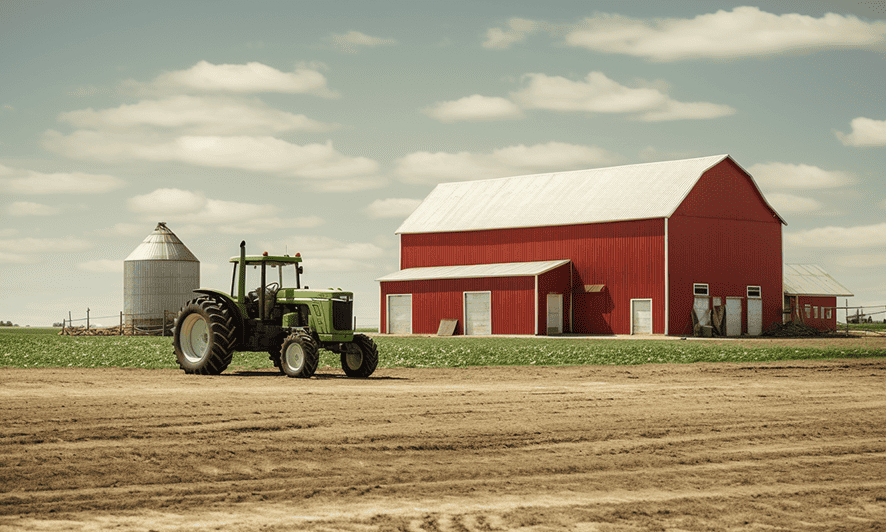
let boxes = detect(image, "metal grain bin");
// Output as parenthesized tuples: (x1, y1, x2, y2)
(124, 222, 199, 330)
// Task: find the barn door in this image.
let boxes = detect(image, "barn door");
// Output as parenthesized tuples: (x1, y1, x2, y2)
(464, 292, 491, 335)
(725, 297, 742, 336)
(387, 294, 412, 334)
(693, 296, 711, 327)
(546, 293, 563, 335)
(631, 299, 652, 334)
(748, 298, 763, 336)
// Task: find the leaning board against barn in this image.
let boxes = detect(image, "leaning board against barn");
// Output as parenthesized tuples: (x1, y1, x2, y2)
(380, 155, 786, 336)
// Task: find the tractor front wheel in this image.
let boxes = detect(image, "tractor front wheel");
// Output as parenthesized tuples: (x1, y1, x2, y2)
(341, 334, 378, 378)
(173, 297, 236, 375)
(279, 333, 319, 378)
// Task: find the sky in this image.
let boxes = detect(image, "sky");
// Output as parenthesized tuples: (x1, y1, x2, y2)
(1, 0, 884, 327)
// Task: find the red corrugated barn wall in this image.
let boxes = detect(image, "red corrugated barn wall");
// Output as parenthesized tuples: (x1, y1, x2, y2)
(793, 296, 839, 330)
(667, 158, 784, 336)
(398, 219, 666, 335)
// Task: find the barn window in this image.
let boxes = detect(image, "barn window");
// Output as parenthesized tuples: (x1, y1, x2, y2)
(805, 305, 811, 319)
(814, 306, 819, 319)
(827, 308, 833, 319)
(747, 286, 761, 298)
(693, 283, 709, 296)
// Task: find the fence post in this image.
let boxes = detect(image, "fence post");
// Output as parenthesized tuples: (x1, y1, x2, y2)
(62, 318, 66, 335)
(86, 308, 90, 330)
(120, 311, 123, 336)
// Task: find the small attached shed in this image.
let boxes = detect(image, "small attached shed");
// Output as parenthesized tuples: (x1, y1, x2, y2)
(783, 264, 853, 330)
(377, 260, 571, 335)
(380, 154, 786, 336)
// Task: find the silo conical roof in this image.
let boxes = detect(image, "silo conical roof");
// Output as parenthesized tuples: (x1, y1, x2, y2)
(125, 222, 199, 262)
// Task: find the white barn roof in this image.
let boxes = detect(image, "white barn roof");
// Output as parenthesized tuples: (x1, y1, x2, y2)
(783, 264, 853, 297)
(397, 154, 782, 234)
(377, 260, 570, 282)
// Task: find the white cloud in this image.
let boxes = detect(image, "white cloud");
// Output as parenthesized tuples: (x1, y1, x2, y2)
(78, 259, 123, 273)
(43, 131, 381, 187)
(833, 252, 886, 268)
(749, 162, 855, 189)
(785, 222, 886, 249)
(59, 95, 335, 136)
(639, 100, 736, 122)
(513, 72, 665, 113)
(152, 61, 337, 97)
(0, 238, 93, 263)
(7, 201, 62, 216)
(424, 95, 523, 123)
(127, 188, 207, 215)
(0, 164, 125, 195)
(97, 222, 157, 237)
(835, 117, 886, 147)
(258, 236, 386, 271)
(511, 72, 734, 120)
(764, 193, 822, 214)
(563, 7, 886, 61)
(482, 18, 541, 50)
(126, 188, 324, 235)
(394, 141, 620, 185)
(364, 198, 423, 219)
(326, 31, 398, 53)
(309, 175, 390, 193)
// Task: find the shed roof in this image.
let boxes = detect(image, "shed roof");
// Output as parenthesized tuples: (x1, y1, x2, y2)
(396, 154, 783, 234)
(125, 222, 199, 262)
(377, 260, 570, 282)
(783, 264, 853, 297)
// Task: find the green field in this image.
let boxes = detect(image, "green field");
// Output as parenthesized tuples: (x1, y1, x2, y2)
(1, 327, 884, 370)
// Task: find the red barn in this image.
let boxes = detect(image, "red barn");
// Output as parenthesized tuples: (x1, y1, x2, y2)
(378, 155, 786, 336)
(783, 264, 853, 331)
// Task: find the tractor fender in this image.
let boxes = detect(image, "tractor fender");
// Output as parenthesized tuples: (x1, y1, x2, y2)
(193, 289, 246, 347)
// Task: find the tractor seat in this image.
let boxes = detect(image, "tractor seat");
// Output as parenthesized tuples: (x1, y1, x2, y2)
(247, 284, 279, 319)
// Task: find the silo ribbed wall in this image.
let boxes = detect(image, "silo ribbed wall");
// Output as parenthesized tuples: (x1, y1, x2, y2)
(124, 260, 200, 327)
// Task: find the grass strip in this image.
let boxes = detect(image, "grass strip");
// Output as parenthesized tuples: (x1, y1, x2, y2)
(1, 328, 883, 370)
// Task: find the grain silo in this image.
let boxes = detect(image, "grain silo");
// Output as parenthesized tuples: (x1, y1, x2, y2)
(124, 222, 199, 331)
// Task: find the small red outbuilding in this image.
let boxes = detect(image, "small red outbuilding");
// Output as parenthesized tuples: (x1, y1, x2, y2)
(783, 264, 854, 331)
(378, 154, 787, 336)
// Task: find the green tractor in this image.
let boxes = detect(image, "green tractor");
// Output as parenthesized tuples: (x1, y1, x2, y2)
(172, 241, 378, 378)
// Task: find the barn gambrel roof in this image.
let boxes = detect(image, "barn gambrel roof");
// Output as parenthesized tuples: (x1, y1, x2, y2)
(396, 154, 785, 234)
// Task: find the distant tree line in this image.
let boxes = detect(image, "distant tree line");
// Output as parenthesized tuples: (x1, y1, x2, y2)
(1, 321, 17, 327)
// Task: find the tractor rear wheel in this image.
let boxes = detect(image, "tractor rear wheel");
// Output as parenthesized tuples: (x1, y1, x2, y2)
(173, 297, 235, 375)
(279, 332, 319, 378)
(341, 334, 378, 378)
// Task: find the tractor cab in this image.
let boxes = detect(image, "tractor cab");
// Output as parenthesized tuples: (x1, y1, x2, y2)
(229, 250, 304, 319)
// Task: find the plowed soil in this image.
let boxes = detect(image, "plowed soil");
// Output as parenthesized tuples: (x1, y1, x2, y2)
(3, 352, 886, 530)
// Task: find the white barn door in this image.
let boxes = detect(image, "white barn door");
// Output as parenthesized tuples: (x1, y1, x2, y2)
(631, 299, 652, 334)
(546, 293, 563, 335)
(725, 297, 742, 337)
(748, 298, 763, 336)
(464, 292, 492, 335)
(693, 296, 711, 327)
(387, 294, 412, 334)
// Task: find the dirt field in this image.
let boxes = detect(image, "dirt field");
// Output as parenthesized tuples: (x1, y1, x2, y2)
(2, 350, 886, 530)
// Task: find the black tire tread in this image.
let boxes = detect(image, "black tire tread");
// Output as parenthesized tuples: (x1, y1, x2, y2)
(173, 297, 236, 375)
(280, 332, 319, 378)
(341, 333, 378, 378)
